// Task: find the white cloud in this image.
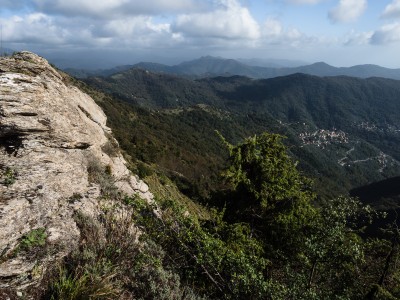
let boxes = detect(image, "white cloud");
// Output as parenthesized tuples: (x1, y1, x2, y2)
(343, 30, 373, 45)
(173, 0, 260, 40)
(371, 22, 400, 44)
(381, 0, 400, 19)
(0, 0, 206, 50)
(1, 11, 178, 50)
(1, 13, 68, 45)
(99, 17, 175, 47)
(263, 18, 283, 37)
(260, 18, 318, 48)
(103, 18, 170, 37)
(328, 0, 367, 23)
(32, 0, 205, 18)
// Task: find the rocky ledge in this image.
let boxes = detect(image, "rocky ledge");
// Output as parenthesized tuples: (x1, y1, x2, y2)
(0, 52, 152, 292)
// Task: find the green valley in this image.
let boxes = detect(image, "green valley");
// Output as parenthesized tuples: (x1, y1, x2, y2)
(81, 69, 400, 202)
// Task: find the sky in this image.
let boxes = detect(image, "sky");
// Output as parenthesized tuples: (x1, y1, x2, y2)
(1, 0, 400, 69)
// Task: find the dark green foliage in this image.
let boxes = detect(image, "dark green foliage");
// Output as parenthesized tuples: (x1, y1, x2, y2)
(19, 228, 47, 251)
(363, 236, 400, 299)
(127, 196, 271, 299)
(123, 182, 398, 299)
(289, 197, 368, 298)
(86, 70, 400, 133)
(220, 132, 315, 216)
(218, 132, 317, 260)
(84, 69, 220, 109)
(136, 161, 154, 178)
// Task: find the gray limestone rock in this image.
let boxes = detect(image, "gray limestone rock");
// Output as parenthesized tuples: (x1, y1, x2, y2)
(0, 52, 153, 292)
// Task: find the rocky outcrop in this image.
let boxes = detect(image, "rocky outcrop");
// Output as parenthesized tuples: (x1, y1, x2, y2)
(0, 52, 152, 292)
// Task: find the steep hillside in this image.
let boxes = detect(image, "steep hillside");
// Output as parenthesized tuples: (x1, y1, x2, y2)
(351, 176, 400, 210)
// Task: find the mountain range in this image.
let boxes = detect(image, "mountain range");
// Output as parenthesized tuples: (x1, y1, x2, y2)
(82, 67, 400, 202)
(65, 55, 400, 81)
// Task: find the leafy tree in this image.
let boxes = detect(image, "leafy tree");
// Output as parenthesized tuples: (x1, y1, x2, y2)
(364, 219, 400, 300)
(283, 197, 369, 298)
(218, 132, 317, 255)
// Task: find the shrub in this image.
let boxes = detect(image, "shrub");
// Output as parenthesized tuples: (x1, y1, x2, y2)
(126, 196, 271, 299)
(19, 228, 47, 251)
(2, 167, 16, 186)
(137, 161, 154, 178)
(101, 139, 119, 157)
(86, 158, 119, 199)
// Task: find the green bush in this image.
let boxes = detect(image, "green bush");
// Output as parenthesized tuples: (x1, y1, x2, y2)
(126, 196, 271, 299)
(137, 161, 154, 178)
(2, 167, 16, 186)
(19, 228, 47, 251)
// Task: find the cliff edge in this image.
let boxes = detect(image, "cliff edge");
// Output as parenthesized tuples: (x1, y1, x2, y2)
(0, 52, 152, 293)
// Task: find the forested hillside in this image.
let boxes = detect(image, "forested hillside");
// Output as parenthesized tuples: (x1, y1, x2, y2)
(83, 70, 400, 200)
(52, 68, 400, 299)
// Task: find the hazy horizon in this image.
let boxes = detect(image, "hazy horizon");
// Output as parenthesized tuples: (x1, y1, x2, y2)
(1, 0, 400, 69)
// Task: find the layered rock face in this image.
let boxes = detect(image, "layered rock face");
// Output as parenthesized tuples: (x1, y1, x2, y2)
(0, 52, 152, 291)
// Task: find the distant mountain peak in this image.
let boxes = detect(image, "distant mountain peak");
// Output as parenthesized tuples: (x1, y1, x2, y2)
(199, 55, 223, 60)
(310, 62, 332, 67)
